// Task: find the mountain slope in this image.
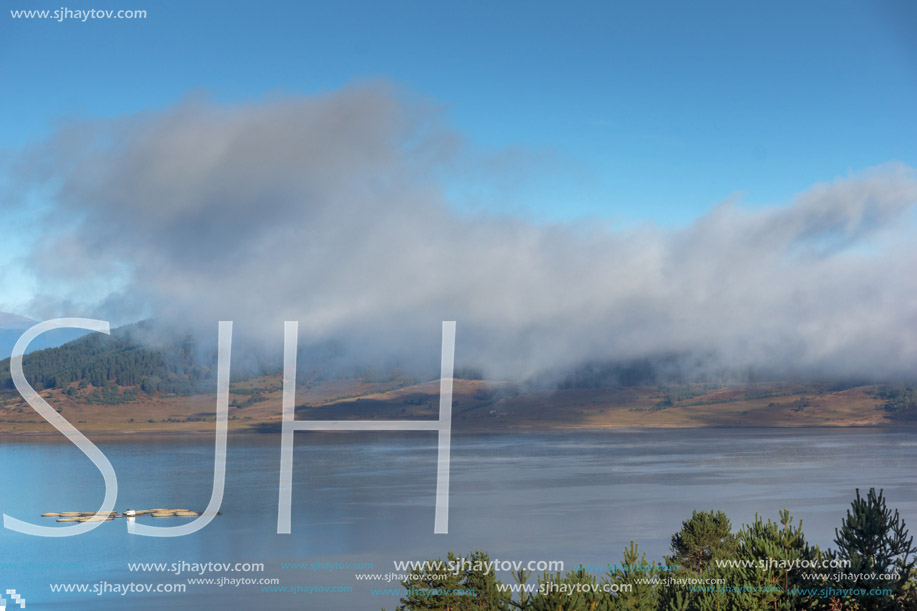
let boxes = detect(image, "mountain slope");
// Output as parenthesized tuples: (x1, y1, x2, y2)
(0, 320, 215, 396)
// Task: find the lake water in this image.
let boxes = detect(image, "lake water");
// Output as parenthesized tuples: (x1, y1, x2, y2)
(1, 428, 916, 609)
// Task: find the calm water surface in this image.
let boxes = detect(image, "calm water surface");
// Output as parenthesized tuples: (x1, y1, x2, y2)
(1, 428, 915, 609)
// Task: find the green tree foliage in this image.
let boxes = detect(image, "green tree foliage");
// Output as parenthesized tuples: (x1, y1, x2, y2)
(729, 509, 824, 610)
(833, 488, 917, 611)
(387, 492, 917, 611)
(659, 510, 734, 611)
(397, 551, 510, 611)
(508, 569, 533, 610)
(606, 542, 658, 611)
(527, 567, 612, 611)
(897, 568, 917, 611)
(668, 510, 737, 573)
(0, 322, 215, 401)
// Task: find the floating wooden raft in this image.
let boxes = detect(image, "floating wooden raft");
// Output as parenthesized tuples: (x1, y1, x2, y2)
(44, 508, 210, 521)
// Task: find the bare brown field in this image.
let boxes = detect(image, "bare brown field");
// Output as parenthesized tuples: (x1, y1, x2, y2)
(0, 378, 902, 435)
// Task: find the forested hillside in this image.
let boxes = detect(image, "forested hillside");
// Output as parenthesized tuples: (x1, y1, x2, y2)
(0, 322, 215, 400)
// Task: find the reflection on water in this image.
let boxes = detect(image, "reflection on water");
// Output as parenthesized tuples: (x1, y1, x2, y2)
(1, 428, 916, 609)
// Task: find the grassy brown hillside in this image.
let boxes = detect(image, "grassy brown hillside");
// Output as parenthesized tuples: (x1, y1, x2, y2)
(3, 321, 911, 434)
(0, 377, 904, 435)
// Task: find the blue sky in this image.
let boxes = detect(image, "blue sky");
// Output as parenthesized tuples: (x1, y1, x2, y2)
(1, 0, 916, 310)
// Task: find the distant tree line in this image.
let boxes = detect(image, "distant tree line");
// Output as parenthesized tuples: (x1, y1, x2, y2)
(559, 360, 660, 389)
(875, 386, 917, 417)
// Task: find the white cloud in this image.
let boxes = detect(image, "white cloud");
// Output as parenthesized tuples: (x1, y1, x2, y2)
(5, 84, 917, 381)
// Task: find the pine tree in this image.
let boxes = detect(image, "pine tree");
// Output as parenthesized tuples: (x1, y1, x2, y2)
(528, 567, 612, 611)
(397, 551, 511, 611)
(605, 541, 658, 611)
(669, 510, 737, 573)
(508, 569, 532, 610)
(656, 510, 736, 611)
(833, 488, 917, 611)
(729, 510, 823, 611)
